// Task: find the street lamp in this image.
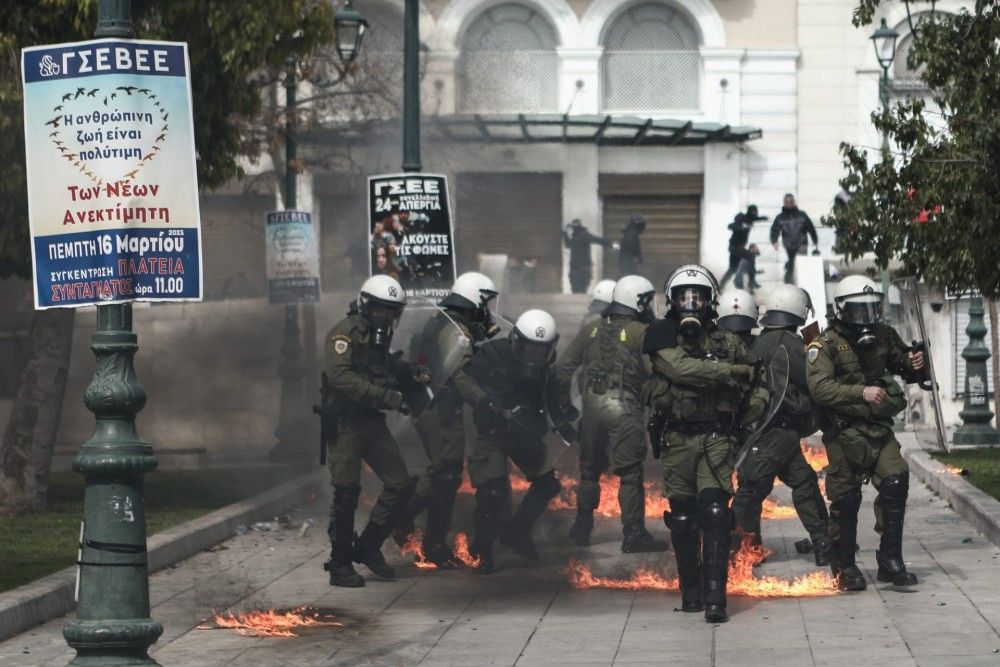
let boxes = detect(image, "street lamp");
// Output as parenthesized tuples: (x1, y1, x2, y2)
(870, 18, 899, 326)
(334, 1, 368, 65)
(271, 4, 368, 463)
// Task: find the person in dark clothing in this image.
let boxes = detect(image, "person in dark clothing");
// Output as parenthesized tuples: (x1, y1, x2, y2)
(770, 194, 818, 285)
(617, 213, 646, 278)
(719, 205, 767, 287)
(564, 219, 615, 293)
(733, 244, 762, 292)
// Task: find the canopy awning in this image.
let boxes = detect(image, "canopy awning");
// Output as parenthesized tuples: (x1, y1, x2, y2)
(428, 113, 762, 146)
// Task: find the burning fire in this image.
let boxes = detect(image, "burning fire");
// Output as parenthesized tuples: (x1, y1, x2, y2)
(943, 464, 964, 475)
(399, 529, 481, 569)
(567, 536, 837, 597)
(801, 441, 828, 471)
(761, 498, 798, 520)
(200, 607, 343, 637)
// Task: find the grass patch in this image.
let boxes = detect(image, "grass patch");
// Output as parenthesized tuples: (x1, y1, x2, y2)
(932, 448, 1000, 500)
(0, 465, 313, 594)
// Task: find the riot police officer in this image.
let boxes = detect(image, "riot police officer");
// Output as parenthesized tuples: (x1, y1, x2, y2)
(732, 285, 832, 564)
(462, 310, 569, 574)
(394, 272, 500, 568)
(322, 275, 428, 587)
(643, 265, 768, 623)
(806, 275, 924, 591)
(556, 275, 667, 552)
(586, 279, 617, 320)
(716, 288, 758, 348)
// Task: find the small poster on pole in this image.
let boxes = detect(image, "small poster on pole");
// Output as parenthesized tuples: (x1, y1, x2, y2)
(21, 38, 203, 309)
(266, 210, 321, 304)
(368, 173, 456, 298)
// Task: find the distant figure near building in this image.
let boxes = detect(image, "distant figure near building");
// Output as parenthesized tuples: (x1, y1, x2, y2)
(617, 213, 646, 278)
(563, 219, 615, 293)
(720, 205, 767, 287)
(770, 194, 818, 285)
(733, 244, 762, 293)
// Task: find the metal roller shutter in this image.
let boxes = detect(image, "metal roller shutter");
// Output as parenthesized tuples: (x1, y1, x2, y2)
(599, 173, 702, 284)
(454, 172, 563, 292)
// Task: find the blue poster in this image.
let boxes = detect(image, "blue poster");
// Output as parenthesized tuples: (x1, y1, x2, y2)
(21, 38, 202, 308)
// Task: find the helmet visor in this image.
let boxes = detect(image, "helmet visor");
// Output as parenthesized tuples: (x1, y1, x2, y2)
(512, 336, 555, 368)
(672, 287, 710, 312)
(841, 300, 881, 326)
(370, 302, 404, 325)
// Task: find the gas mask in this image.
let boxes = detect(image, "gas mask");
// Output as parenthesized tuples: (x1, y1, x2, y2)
(365, 302, 403, 350)
(839, 300, 880, 350)
(477, 303, 501, 339)
(511, 332, 557, 380)
(637, 292, 656, 325)
(672, 287, 711, 339)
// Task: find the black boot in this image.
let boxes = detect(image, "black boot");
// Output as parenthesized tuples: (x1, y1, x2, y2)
(829, 488, 866, 591)
(470, 478, 508, 575)
(812, 535, 833, 567)
(422, 463, 464, 569)
(700, 490, 732, 623)
(326, 484, 365, 587)
(569, 509, 594, 547)
(353, 521, 396, 579)
(391, 493, 427, 548)
(876, 474, 918, 586)
(621, 524, 669, 553)
(500, 470, 560, 561)
(665, 498, 702, 613)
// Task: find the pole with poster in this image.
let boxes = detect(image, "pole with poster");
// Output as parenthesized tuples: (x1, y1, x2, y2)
(20, 1, 202, 660)
(368, 173, 456, 300)
(266, 209, 321, 304)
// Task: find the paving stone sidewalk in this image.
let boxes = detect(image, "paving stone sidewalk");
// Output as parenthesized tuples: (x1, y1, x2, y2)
(3, 446, 1000, 666)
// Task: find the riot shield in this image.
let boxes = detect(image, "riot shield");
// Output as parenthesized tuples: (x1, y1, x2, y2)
(734, 344, 790, 472)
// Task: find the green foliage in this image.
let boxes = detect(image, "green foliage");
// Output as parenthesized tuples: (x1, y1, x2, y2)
(0, 465, 312, 592)
(932, 448, 1000, 501)
(827, 2, 1000, 297)
(0, 0, 334, 279)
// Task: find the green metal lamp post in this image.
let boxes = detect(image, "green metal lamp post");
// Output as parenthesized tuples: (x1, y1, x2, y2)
(953, 295, 1000, 446)
(270, 4, 367, 463)
(402, 0, 422, 172)
(62, 4, 164, 666)
(870, 18, 899, 326)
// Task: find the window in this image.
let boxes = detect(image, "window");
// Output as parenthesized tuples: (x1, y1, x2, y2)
(892, 33, 927, 93)
(458, 4, 560, 113)
(602, 3, 700, 112)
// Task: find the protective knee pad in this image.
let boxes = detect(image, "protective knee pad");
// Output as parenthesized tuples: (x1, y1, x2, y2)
(333, 483, 361, 513)
(431, 461, 463, 494)
(698, 488, 734, 530)
(475, 477, 510, 515)
(879, 473, 909, 509)
(744, 477, 775, 503)
(664, 496, 699, 534)
(528, 470, 561, 500)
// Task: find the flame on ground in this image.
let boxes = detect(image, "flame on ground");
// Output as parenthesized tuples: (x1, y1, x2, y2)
(399, 529, 481, 569)
(943, 464, 964, 475)
(567, 536, 837, 598)
(761, 497, 798, 520)
(801, 441, 828, 472)
(199, 607, 344, 637)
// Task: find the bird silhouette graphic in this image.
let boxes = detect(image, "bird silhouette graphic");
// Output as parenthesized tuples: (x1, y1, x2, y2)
(124, 168, 140, 179)
(110, 92, 117, 100)
(155, 134, 166, 142)
(65, 153, 77, 160)
(153, 146, 162, 152)
(137, 88, 151, 94)
(73, 161, 82, 168)
(44, 118, 60, 127)
(53, 104, 63, 112)
(53, 139, 64, 146)
(74, 87, 86, 99)
(142, 153, 155, 161)
(62, 93, 73, 102)
(102, 97, 108, 106)
(87, 88, 98, 97)
(49, 131, 59, 137)
(116, 85, 137, 95)
(161, 113, 169, 121)
(148, 94, 157, 100)
(160, 124, 168, 132)
(58, 146, 68, 153)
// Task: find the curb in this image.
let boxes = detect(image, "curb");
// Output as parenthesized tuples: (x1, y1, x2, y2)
(900, 432, 1000, 548)
(0, 468, 326, 643)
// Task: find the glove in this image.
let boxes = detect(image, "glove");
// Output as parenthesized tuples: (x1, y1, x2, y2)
(411, 364, 431, 385)
(730, 364, 755, 381)
(382, 390, 404, 411)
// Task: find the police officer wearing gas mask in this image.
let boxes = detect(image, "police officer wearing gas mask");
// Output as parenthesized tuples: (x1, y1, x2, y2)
(460, 310, 572, 574)
(642, 265, 769, 623)
(394, 272, 500, 568)
(806, 275, 925, 591)
(322, 276, 430, 587)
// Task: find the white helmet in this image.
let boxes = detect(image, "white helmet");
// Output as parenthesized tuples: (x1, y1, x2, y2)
(359, 274, 406, 307)
(511, 309, 559, 371)
(359, 275, 406, 347)
(610, 275, 656, 317)
(592, 279, 617, 305)
(833, 275, 882, 326)
(717, 288, 758, 333)
(760, 284, 813, 327)
(665, 264, 719, 308)
(441, 271, 498, 310)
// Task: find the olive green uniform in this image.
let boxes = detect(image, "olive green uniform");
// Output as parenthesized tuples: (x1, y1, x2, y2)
(806, 320, 915, 585)
(324, 312, 414, 570)
(733, 328, 828, 545)
(644, 320, 767, 615)
(556, 316, 652, 530)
